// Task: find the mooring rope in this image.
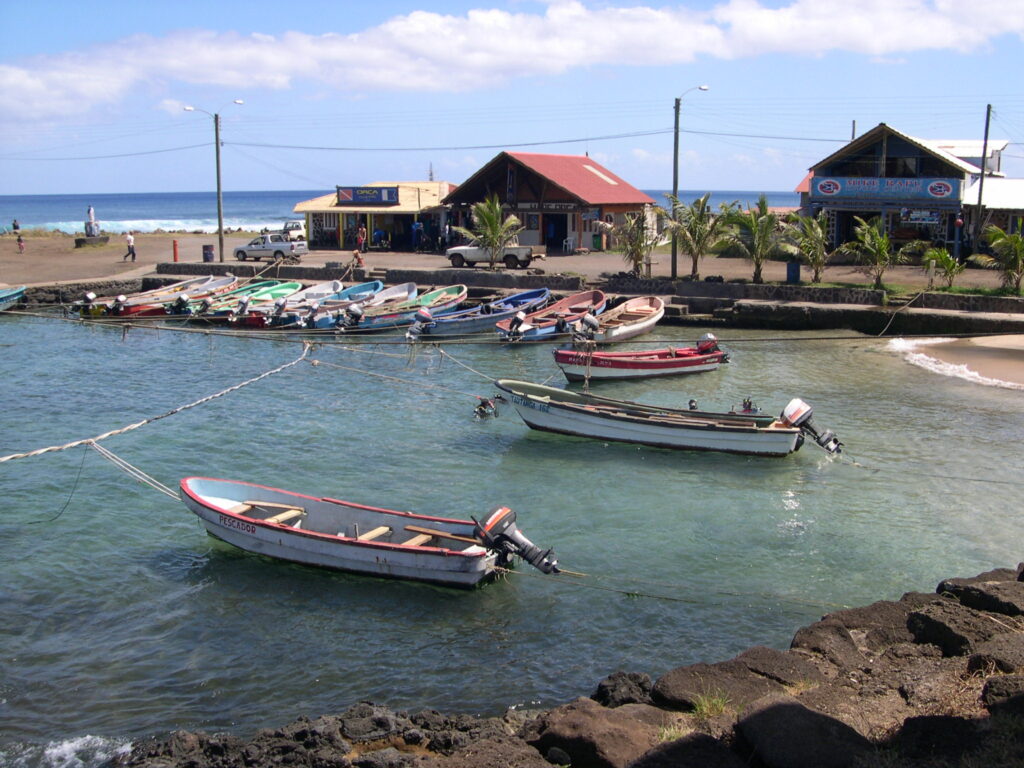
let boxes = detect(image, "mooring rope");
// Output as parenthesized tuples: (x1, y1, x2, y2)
(876, 291, 924, 337)
(89, 442, 179, 499)
(436, 347, 498, 383)
(0, 344, 312, 464)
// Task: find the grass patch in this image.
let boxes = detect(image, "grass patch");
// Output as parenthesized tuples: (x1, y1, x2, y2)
(658, 724, 691, 742)
(692, 692, 730, 719)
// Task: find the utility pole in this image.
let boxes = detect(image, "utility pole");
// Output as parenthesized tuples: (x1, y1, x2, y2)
(671, 97, 681, 280)
(214, 113, 224, 262)
(971, 104, 992, 254)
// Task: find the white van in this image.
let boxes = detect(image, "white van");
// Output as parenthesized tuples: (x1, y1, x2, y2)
(282, 220, 306, 241)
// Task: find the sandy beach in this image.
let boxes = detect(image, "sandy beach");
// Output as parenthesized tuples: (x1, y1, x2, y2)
(921, 335, 1024, 387)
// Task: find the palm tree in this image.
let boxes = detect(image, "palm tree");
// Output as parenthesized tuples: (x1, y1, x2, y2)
(783, 211, 832, 283)
(970, 225, 1024, 294)
(921, 246, 965, 289)
(836, 216, 921, 290)
(725, 194, 782, 284)
(663, 193, 735, 280)
(597, 210, 661, 278)
(452, 195, 524, 270)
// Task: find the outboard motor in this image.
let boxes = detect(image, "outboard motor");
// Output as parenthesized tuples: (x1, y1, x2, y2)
(196, 297, 213, 315)
(331, 280, 343, 294)
(555, 312, 570, 334)
(337, 302, 364, 329)
(474, 506, 559, 574)
(507, 310, 527, 341)
(406, 307, 434, 341)
(572, 312, 600, 343)
(696, 332, 719, 354)
(170, 294, 191, 314)
(781, 398, 842, 454)
(272, 297, 288, 317)
(229, 296, 251, 322)
(110, 294, 127, 315)
(301, 302, 320, 328)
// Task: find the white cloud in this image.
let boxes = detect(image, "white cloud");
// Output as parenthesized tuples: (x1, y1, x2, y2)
(6, 0, 1023, 121)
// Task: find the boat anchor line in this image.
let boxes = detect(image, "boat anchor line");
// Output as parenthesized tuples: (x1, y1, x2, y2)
(0, 344, 312, 464)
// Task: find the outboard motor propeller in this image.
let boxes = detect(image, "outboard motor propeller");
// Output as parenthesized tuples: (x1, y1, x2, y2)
(406, 307, 434, 341)
(474, 506, 559, 575)
(781, 398, 842, 454)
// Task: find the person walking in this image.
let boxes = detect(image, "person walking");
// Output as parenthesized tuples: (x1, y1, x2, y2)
(17, 234, 25, 253)
(124, 231, 136, 262)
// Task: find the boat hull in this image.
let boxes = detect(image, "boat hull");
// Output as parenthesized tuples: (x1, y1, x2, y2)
(496, 290, 606, 341)
(554, 347, 727, 381)
(423, 288, 550, 336)
(180, 477, 496, 588)
(0, 285, 26, 311)
(587, 296, 664, 343)
(494, 379, 801, 456)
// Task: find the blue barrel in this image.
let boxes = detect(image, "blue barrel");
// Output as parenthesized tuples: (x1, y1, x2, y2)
(786, 261, 801, 284)
(202, 244, 215, 262)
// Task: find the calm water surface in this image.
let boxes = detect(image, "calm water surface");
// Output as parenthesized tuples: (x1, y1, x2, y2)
(0, 316, 1020, 766)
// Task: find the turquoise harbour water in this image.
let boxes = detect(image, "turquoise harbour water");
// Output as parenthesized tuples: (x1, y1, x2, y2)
(1, 315, 1021, 766)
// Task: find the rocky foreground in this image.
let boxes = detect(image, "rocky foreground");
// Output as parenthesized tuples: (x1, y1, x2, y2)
(120, 566, 1024, 768)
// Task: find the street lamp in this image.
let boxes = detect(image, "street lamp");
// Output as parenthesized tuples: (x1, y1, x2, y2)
(671, 85, 709, 280)
(184, 99, 244, 262)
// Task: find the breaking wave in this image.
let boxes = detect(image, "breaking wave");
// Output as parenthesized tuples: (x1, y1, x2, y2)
(41, 218, 279, 234)
(887, 337, 1024, 390)
(0, 735, 131, 768)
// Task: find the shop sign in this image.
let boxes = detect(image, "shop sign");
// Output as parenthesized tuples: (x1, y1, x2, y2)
(810, 177, 960, 201)
(901, 209, 941, 224)
(336, 186, 400, 205)
(581, 208, 600, 221)
(542, 202, 576, 211)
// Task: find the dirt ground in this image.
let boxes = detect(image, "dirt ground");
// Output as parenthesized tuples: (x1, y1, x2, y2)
(0, 231, 1006, 292)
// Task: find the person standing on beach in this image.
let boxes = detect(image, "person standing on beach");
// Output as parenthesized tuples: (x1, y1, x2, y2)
(124, 231, 136, 262)
(17, 234, 25, 253)
(12, 219, 20, 233)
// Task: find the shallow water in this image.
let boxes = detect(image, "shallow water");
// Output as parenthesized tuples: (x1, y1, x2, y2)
(0, 316, 1021, 766)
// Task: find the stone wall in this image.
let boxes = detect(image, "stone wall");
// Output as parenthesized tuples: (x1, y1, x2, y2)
(154, 262, 360, 282)
(383, 267, 585, 291)
(605, 276, 886, 306)
(912, 292, 1024, 314)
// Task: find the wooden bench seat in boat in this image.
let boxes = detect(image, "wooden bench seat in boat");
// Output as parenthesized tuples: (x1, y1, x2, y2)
(264, 508, 305, 525)
(402, 533, 434, 547)
(356, 525, 391, 541)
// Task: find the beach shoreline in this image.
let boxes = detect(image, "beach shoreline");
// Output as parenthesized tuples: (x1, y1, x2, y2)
(917, 335, 1024, 387)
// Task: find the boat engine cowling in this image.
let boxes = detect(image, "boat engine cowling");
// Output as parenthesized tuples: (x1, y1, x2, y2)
(474, 506, 559, 574)
(781, 398, 842, 454)
(697, 333, 719, 354)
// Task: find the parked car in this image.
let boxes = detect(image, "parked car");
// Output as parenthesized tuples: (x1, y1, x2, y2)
(445, 240, 545, 269)
(282, 220, 306, 241)
(234, 234, 309, 263)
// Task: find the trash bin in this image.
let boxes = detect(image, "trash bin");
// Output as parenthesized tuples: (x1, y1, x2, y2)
(592, 233, 602, 251)
(202, 244, 215, 263)
(786, 260, 801, 284)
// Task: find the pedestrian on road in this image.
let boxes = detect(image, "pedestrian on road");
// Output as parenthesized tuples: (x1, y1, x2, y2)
(17, 234, 25, 253)
(124, 231, 136, 262)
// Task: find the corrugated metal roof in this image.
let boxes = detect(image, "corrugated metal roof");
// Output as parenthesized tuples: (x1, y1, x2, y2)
(293, 181, 456, 214)
(506, 152, 655, 205)
(962, 178, 1024, 209)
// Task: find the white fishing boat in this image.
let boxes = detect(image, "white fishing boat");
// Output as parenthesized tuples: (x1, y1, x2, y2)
(493, 379, 842, 457)
(179, 477, 559, 588)
(570, 296, 664, 343)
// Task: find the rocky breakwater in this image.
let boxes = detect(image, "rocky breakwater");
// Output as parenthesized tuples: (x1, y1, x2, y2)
(120, 566, 1024, 768)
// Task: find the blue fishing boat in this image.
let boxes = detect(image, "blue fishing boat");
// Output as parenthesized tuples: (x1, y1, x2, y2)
(0, 285, 26, 311)
(416, 288, 550, 337)
(495, 290, 606, 342)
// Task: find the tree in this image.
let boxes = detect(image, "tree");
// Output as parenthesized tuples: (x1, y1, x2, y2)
(725, 194, 783, 284)
(970, 225, 1024, 294)
(921, 246, 965, 289)
(452, 195, 524, 270)
(663, 192, 735, 280)
(598, 210, 661, 278)
(783, 210, 832, 283)
(835, 216, 921, 290)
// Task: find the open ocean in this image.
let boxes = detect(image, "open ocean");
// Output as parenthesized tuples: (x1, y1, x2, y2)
(0, 190, 800, 235)
(0, 312, 1021, 767)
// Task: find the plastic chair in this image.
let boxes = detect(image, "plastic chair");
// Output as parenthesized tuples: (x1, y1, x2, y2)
(562, 236, 576, 253)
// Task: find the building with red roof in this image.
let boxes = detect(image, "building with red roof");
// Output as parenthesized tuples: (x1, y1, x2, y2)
(443, 151, 655, 253)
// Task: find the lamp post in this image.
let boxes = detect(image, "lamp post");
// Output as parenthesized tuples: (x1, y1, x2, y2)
(671, 85, 709, 280)
(184, 100, 244, 262)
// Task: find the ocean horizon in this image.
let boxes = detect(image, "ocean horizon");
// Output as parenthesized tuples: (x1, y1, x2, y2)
(0, 189, 801, 235)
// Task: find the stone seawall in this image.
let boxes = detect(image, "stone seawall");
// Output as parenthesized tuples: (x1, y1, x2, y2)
(120, 565, 1024, 768)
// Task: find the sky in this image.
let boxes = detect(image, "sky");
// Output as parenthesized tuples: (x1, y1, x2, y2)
(2, 0, 1023, 196)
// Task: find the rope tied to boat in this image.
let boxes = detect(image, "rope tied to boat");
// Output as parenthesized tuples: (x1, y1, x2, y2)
(0, 344, 312, 464)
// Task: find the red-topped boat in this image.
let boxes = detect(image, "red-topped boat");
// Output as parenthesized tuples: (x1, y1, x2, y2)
(553, 333, 728, 382)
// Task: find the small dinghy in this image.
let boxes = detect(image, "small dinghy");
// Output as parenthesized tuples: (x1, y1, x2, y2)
(554, 333, 729, 382)
(180, 477, 560, 588)
(568, 296, 664, 343)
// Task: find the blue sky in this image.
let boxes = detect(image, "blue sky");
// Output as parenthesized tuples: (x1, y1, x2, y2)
(2, 0, 1022, 195)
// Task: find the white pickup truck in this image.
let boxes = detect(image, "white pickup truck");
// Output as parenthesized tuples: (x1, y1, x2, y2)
(234, 233, 309, 263)
(446, 241, 545, 269)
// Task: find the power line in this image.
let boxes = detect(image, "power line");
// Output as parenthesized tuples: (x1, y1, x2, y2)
(1, 142, 211, 161)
